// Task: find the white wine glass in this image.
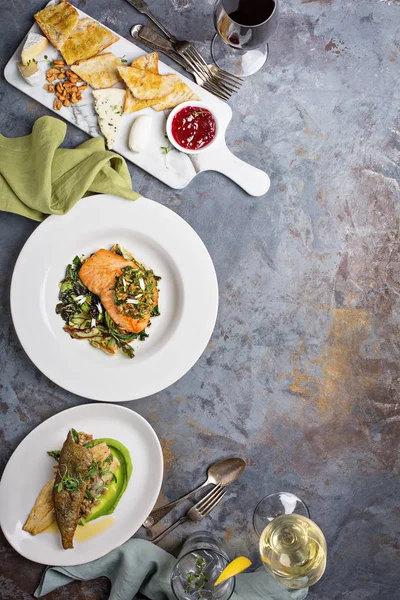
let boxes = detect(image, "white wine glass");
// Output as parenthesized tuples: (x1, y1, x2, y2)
(211, 0, 279, 77)
(254, 493, 327, 590)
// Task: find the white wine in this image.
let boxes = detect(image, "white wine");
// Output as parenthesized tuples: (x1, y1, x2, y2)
(259, 514, 327, 589)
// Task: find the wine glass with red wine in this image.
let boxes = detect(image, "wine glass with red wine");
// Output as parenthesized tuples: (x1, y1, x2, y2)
(211, 0, 279, 77)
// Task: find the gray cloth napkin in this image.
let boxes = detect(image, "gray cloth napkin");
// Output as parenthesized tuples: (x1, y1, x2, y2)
(34, 538, 308, 600)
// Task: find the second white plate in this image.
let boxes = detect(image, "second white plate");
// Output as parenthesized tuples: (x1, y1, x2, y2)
(10, 195, 218, 401)
(0, 403, 163, 566)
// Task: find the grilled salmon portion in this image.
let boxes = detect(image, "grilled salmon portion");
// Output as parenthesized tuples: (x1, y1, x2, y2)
(53, 431, 92, 549)
(79, 249, 158, 334)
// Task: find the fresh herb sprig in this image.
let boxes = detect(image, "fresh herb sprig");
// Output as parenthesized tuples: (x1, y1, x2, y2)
(185, 558, 209, 598)
(55, 466, 83, 493)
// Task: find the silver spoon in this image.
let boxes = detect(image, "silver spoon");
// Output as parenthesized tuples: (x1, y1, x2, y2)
(142, 457, 245, 528)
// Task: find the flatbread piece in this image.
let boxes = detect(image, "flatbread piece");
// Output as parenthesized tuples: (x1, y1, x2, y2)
(71, 53, 122, 89)
(124, 53, 160, 114)
(118, 65, 178, 100)
(34, 0, 79, 50)
(151, 82, 201, 111)
(61, 17, 119, 65)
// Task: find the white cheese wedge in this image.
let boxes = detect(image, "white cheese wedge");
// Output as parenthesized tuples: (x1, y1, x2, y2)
(21, 33, 49, 66)
(128, 115, 153, 153)
(17, 61, 43, 87)
(93, 89, 126, 150)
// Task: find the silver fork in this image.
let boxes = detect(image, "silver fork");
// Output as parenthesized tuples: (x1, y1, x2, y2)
(125, 0, 243, 96)
(130, 25, 231, 101)
(150, 484, 227, 544)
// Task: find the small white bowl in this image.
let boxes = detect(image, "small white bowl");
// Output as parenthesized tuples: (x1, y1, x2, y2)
(166, 101, 220, 154)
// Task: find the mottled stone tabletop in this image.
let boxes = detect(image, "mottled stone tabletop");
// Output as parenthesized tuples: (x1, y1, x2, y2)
(1, 0, 400, 598)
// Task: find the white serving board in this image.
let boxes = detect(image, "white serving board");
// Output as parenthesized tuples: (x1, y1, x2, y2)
(4, 3, 270, 196)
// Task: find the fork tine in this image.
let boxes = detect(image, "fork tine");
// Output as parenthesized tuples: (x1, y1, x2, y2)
(196, 486, 226, 515)
(181, 47, 232, 99)
(211, 72, 242, 90)
(208, 75, 238, 95)
(205, 83, 231, 100)
(213, 66, 244, 84)
(189, 63, 231, 99)
(202, 82, 230, 101)
(185, 45, 210, 71)
(209, 75, 239, 94)
(195, 484, 223, 511)
(184, 47, 212, 80)
(184, 48, 242, 91)
(202, 490, 227, 517)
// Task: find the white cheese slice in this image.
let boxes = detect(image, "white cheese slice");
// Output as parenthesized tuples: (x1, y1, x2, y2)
(17, 61, 43, 87)
(21, 33, 49, 66)
(93, 89, 126, 150)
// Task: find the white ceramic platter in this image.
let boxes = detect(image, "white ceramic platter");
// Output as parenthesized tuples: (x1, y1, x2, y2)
(10, 194, 218, 401)
(4, 2, 270, 196)
(0, 403, 163, 566)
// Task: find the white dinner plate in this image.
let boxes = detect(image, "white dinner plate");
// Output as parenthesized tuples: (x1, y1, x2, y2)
(0, 403, 163, 566)
(10, 194, 218, 401)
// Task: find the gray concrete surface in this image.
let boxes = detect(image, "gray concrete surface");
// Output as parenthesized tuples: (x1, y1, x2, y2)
(1, 0, 400, 598)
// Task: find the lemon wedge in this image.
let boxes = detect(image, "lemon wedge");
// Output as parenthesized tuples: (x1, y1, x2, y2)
(214, 556, 252, 586)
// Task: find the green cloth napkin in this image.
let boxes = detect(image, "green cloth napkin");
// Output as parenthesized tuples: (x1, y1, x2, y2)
(34, 538, 308, 600)
(0, 116, 140, 221)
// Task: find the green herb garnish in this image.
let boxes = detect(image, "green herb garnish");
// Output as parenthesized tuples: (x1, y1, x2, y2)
(86, 461, 99, 480)
(184, 557, 209, 598)
(85, 488, 94, 501)
(55, 466, 83, 494)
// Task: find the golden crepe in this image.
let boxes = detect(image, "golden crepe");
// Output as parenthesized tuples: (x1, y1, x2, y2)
(61, 17, 119, 65)
(71, 53, 123, 89)
(34, 0, 79, 50)
(152, 82, 201, 111)
(118, 65, 178, 100)
(124, 53, 160, 114)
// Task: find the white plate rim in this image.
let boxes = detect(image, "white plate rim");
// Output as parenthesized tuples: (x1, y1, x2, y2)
(10, 195, 219, 402)
(0, 403, 163, 566)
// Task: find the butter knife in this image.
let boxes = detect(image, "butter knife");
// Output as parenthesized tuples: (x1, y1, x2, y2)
(130, 24, 190, 73)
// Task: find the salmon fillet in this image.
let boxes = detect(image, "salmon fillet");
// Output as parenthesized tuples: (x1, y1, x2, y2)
(79, 249, 157, 334)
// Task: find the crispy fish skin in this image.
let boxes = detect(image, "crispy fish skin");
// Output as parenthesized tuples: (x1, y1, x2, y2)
(53, 431, 92, 549)
(79, 249, 158, 334)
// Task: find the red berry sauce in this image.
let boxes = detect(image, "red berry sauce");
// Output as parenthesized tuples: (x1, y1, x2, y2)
(171, 106, 216, 151)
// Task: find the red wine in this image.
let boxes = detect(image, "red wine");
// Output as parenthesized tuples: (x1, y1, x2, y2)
(223, 0, 276, 27)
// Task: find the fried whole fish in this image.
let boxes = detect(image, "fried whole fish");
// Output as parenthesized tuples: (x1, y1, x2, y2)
(53, 431, 92, 549)
(79, 249, 158, 334)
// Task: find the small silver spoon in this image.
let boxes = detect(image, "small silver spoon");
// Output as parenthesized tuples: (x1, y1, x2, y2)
(142, 457, 245, 528)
